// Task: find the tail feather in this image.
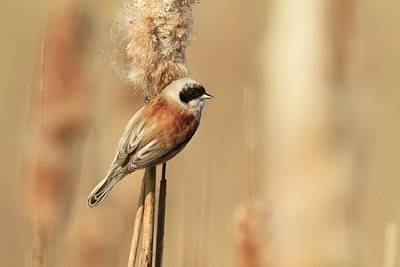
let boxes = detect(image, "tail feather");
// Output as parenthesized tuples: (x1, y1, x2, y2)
(87, 171, 124, 207)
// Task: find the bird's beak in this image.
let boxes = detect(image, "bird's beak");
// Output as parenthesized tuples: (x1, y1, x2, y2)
(201, 93, 214, 100)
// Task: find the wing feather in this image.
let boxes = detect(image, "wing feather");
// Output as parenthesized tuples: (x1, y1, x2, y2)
(123, 132, 195, 172)
(111, 106, 149, 166)
(124, 139, 164, 171)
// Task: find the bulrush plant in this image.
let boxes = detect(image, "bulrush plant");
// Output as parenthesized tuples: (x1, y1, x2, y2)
(106, 1, 199, 266)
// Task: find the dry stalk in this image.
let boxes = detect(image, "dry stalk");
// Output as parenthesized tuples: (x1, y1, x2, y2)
(127, 173, 146, 267)
(155, 163, 167, 267)
(140, 166, 157, 267)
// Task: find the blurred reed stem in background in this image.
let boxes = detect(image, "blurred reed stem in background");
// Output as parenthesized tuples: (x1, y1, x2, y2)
(233, 85, 263, 267)
(24, 2, 91, 266)
(383, 222, 398, 267)
(262, 0, 363, 266)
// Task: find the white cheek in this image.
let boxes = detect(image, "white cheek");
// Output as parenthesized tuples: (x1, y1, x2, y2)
(189, 99, 205, 109)
(188, 99, 205, 120)
(199, 100, 205, 109)
(188, 99, 198, 109)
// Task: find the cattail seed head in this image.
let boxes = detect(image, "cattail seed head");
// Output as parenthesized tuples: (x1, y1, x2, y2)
(115, 0, 197, 98)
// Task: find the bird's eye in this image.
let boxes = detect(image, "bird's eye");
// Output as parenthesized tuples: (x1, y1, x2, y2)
(190, 90, 196, 96)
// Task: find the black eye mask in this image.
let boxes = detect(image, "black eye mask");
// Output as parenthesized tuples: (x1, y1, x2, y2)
(179, 85, 205, 103)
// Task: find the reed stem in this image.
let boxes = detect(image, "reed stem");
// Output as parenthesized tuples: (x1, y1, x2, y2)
(155, 162, 167, 267)
(140, 166, 156, 267)
(127, 174, 146, 267)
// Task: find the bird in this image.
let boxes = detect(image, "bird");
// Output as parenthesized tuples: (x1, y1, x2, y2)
(87, 77, 213, 207)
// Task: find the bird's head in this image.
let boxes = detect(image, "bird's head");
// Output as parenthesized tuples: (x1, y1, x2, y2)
(163, 78, 213, 118)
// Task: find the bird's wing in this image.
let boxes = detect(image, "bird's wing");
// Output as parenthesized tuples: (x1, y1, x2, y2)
(123, 136, 189, 172)
(112, 106, 149, 166)
(123, 139, 164, 171)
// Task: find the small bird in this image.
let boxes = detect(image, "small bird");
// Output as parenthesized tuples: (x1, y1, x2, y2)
(87, 77, 213, 207)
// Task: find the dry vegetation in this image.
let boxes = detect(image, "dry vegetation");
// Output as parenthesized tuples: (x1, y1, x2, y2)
(1, 0, 400, 267)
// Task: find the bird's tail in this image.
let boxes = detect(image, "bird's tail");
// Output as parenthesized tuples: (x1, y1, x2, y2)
(87, 169, 125, 207)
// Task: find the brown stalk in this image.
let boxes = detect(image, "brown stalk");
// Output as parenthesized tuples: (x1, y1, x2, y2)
(155, 162, 167, 267)
(140, 166, 157, 267)
(127, 173, 146, 267)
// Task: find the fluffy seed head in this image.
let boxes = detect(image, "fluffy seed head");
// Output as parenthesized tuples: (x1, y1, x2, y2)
(114, 0, 198, 98)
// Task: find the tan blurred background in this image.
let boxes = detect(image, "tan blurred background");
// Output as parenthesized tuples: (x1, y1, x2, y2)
(1, 0, 400, 267)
